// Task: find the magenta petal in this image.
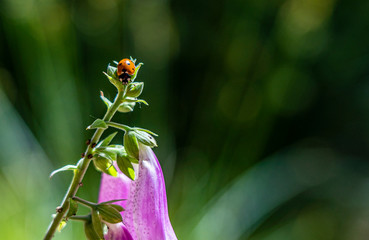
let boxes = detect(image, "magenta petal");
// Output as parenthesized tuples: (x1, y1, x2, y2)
(99, 144, 177, 240)
(105, 223, 133, 240)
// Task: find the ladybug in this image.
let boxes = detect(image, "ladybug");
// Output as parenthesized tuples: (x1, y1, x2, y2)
(117, 58, 136, 84)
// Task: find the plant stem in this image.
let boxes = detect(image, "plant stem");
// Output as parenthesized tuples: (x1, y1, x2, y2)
(69, 215, 91, 222)
(72, 196, 95, 208)
(105, 121, 132, 132)
(43, 88, 125, 240)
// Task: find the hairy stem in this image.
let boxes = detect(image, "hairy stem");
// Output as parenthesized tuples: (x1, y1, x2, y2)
(43, 88, 125, 240)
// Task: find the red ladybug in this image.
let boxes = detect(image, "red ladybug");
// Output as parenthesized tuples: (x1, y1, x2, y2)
(117, 58, 135, 84)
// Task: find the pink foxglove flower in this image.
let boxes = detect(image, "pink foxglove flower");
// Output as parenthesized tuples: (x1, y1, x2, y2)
(99, 144, 177, 240)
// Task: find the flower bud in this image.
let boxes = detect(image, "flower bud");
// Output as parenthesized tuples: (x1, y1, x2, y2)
(118, 102, 136, 113)
(96, 204, 123, 223)
(133, 130, 157, 147)
(126, 82, 144, 98)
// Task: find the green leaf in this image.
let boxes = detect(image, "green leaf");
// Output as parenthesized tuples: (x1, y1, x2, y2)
(124, 131, 139, 160)
(126, 82, 144, 98)
(66, 198, 78, 219)
(100, 91, 112, 109)
(84, 221, 102, 240)
(50, 165, 77, 178)
(91, 210, 104, 239)
(97, 204, 123, 223)
(86, 119, 107, 130)
(93, 157, 118, 177)
(98, 132, 118, 147)
(117, 154, 135, 180)
(117, 102, 135, 113)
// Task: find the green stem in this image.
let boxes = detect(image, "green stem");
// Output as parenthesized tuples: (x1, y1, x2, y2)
(43, 88, 125, 240)
(69, 215, 91, 222)
(72, 196, 95, 208)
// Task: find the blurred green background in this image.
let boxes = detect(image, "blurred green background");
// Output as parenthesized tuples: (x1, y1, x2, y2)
(1, 0, 369, 239)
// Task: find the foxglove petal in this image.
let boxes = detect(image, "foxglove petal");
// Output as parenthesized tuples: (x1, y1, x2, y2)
(99, 144, 177, 240)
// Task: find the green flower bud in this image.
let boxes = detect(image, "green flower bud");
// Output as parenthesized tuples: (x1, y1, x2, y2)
(126, 82, 144, 98)
(124, 131, 139, 160)
(96, 204, 123, 224)
(117, 102, 136, 113)
(133, 130, 157, 147)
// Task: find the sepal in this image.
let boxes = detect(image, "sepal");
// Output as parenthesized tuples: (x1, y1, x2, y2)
(97, 132, 118, 148)
(91, 210, 104, 239)
(86, 119, 107, 130)
(125, 97, 149, 106)
(131, 62, 143, 82)
(117, 154, 135, 180)
(84, 220, 102, 240)
(93, 156, 118, 177)
(100, 91, 112, 109)
(124, 131, 139, 160)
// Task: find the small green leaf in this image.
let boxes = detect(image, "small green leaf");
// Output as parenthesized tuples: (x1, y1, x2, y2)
(97, 204, 123, 223)
(124, 131, 139, 160)
(86, 119, 107, 130)
(126, 82, 144, 98)
(98, 132, 118, 147)
(66, 198, 78, 219)
(93, 157, 118, 177)
(84, 221, 102, 240)
(91, 210, 104, 239)
(117, 154, 135, 180)
(50, 165, 77, 178)
(118, 102, 135, 113)
(100, 91, 112, 109)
